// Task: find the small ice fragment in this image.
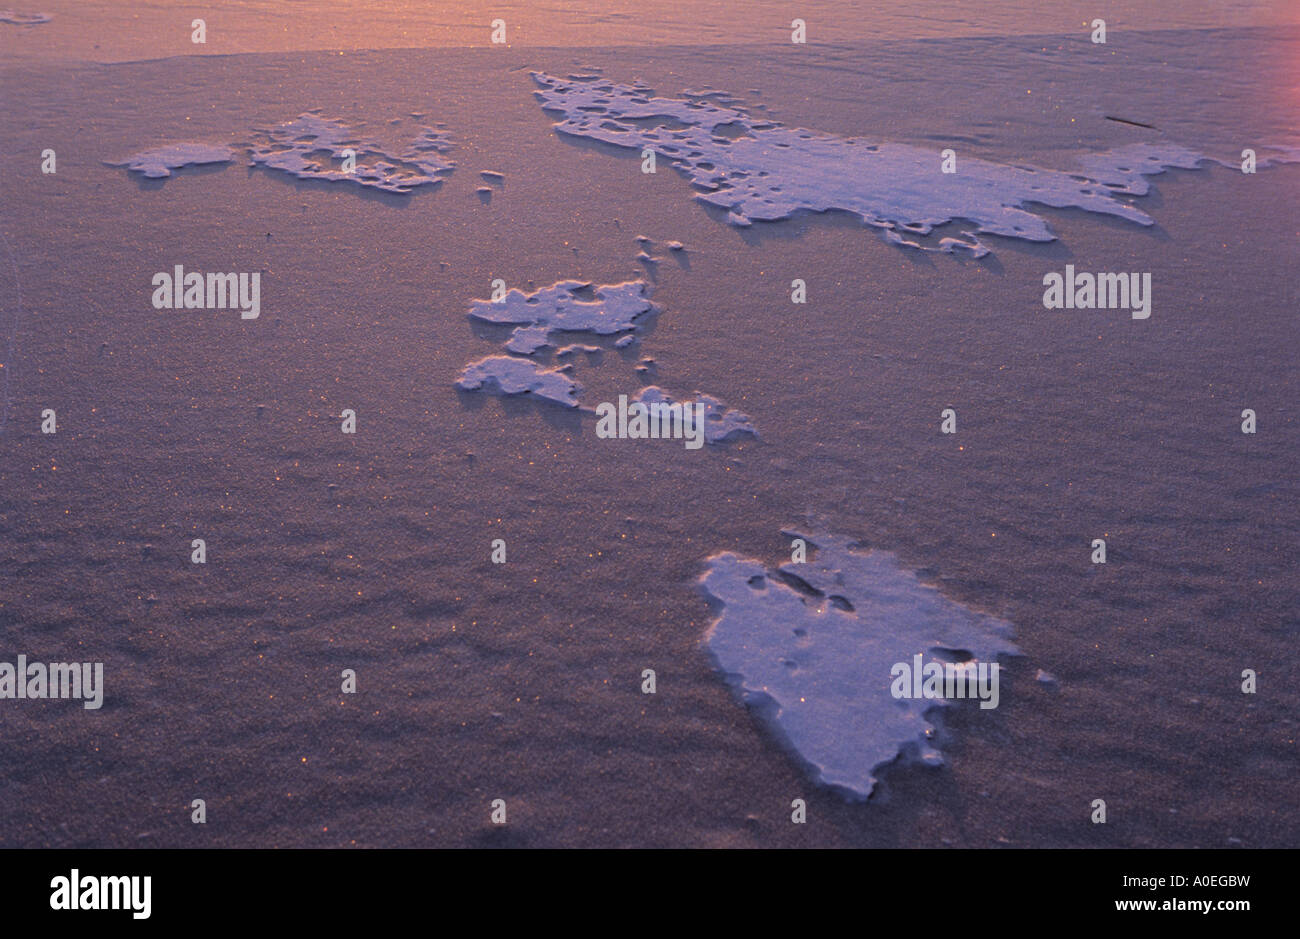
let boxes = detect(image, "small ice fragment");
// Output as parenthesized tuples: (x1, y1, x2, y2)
(555, 343, 601, 357)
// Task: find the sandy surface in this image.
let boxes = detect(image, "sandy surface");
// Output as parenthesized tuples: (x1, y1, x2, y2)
(5, 0, 1297, 62)
(0, 9, 1296, 847)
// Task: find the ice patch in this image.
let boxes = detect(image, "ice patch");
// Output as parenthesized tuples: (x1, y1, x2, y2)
(106, 143, 235, 179)
(701, 532, 1019, 798)
(532, 72, 1232, 256)
(454, 356, 581, 408)
(249, 114, 454, 194)
(454, 275, 758, 439)
(111, 114, 456, 194)
(634, 386, 757, 444)
(468, 279, 653, 354)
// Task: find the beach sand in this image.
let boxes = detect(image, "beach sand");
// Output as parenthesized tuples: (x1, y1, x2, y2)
(0, 4, 1296, 847)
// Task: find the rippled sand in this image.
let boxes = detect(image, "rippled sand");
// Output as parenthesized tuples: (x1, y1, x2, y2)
(0, 4, 1296, 847)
